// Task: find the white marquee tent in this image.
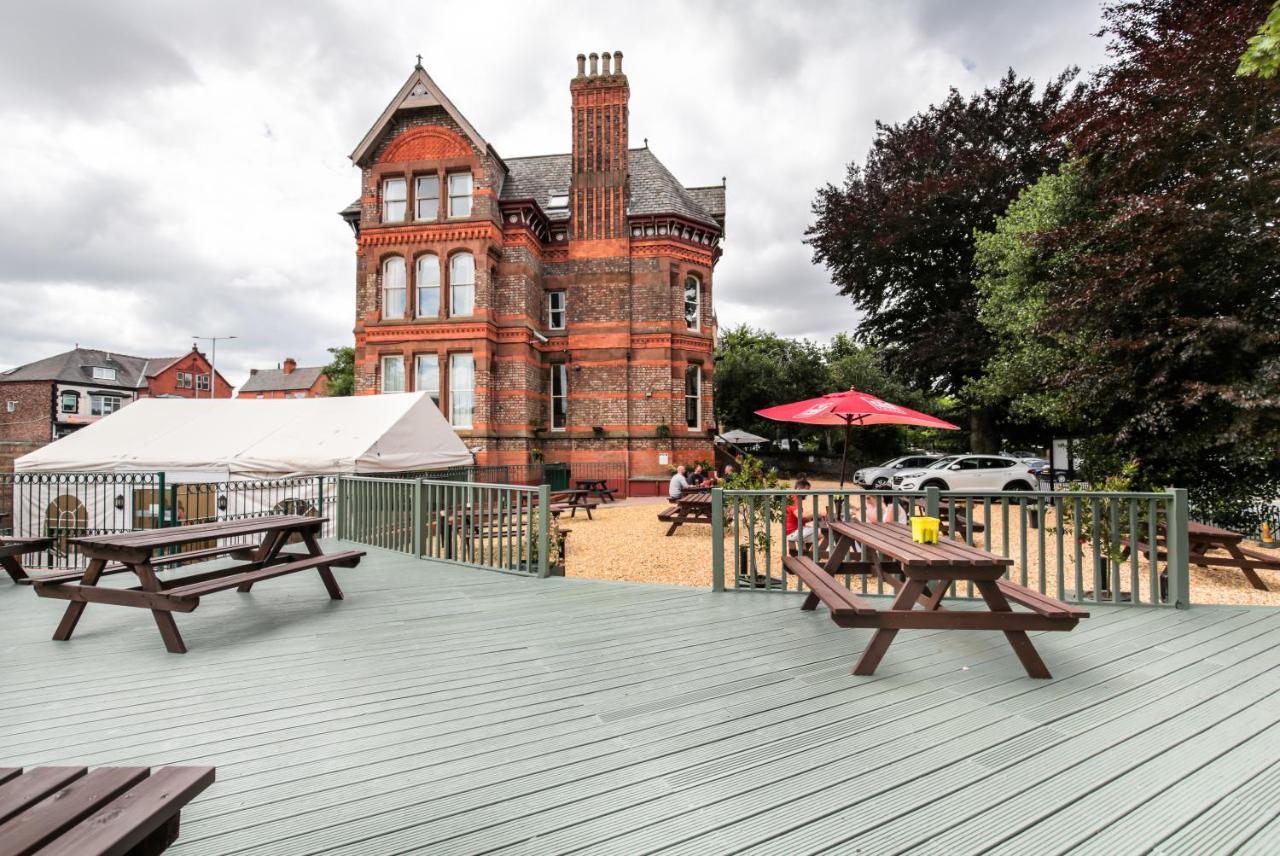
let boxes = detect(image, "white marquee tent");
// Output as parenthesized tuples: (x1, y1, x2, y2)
(16, 393, 473, 479)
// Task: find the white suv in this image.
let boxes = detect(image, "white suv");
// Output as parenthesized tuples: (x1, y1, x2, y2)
(853, 455, 943, 489)
(892, 455, 1039, 492)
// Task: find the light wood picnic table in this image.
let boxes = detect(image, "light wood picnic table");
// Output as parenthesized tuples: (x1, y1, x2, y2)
(33, 515, 364, 654)
(785, 519, 1087, 678)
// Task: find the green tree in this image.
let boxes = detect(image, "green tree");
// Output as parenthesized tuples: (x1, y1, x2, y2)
(712, 326, 828, 440)
(323, 346, 355, 397)
(1239, 1, 1280, 78)
(806, 68, 1078, 451)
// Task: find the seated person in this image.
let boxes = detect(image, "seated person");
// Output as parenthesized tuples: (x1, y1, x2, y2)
(687, 464, 707, 487)
(705, 468, 721, 487)
(786, 477, 818, 546)
(668, 465, 689, 502)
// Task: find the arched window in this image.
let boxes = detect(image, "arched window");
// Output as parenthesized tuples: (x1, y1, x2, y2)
(449, 252, 475, 317)
(684, 274, 701, 331)
(382, 257, 406, 319)
(416, 254, 440, 317)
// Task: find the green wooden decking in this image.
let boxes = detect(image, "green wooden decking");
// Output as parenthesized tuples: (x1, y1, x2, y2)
(3, 544, 1279, 854)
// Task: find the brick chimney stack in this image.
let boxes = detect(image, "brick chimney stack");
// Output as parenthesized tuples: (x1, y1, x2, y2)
(283, 358, 297, 375)
(570, 50, 628, 242)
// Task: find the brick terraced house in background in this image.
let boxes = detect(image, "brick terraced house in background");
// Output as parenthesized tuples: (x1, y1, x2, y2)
(238, 358, 330, 399)
(342, 52, 724, 485)
(0, 346, 232, 471)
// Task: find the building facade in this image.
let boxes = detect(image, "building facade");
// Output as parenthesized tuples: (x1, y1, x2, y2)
(343, 52, 724, 481)
(0, 346, 232, 470)
(238, 358, 329, 399)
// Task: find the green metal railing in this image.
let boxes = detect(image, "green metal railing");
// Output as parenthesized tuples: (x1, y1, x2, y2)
(337, 475, 552, 577)
(712, 486, 1192, 608)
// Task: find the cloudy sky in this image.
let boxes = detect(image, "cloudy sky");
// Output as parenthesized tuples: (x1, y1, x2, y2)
(0, 0, 1108, 386)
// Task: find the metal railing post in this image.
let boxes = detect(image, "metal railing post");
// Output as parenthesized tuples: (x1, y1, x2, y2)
(711, 487, 725, 592)
(335, 476, 346, 540)
(1167, 488, 1191, 609)
(925, 485, 940, 518)
(157, 473, 167, 529)
(536, 484, 550, 578)
(412, 478, 424, 558)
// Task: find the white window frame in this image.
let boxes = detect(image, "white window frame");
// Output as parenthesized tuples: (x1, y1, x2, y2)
(449, 353, 475, 429)
(415, 174, 440, 221)
(382, 177, 407, 222)
(449, 252, 475, 317)
(382, 256, 407, 319)
(5, 401, 15, 413)
(415, 254, 440, 318)
(175, 371, 191, 389)
(684, 274, 701, 331)
(91, 366, 117, 381)
(547, 193, 569, 210)
(550, 364, 568, 431)
(547, 291, 566, 331)
(90, 394, 123, 416)
(447, 172, 473, 218)
(415, 354, 440, 408)
(196, 373, 210, 392)
(59, 391, 78, 413)
(381, 355, 405, 393)
(684, 364, 701, 431)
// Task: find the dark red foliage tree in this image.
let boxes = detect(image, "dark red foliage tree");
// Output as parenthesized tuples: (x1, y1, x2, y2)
(806, 69, 1078, 450)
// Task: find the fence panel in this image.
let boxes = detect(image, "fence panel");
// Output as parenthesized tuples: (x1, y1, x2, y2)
(713, 487, 1188, 608)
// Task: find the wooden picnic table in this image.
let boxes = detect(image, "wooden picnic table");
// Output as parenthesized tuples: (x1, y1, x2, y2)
(658, 489, 713, 536)
(0, 765, 214, 855)
(1123, 520, 1280, 592)
(574, 478, 617, 503)
(784, 519, 1087, 678)
(549, 489, 598, 520)
(33, 515, 364, 654)
(0, 536, 53, 584)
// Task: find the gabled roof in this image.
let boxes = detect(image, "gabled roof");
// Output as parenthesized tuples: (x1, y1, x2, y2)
(350, 63, 493, 166)
(0, 348, 185, 389)
(240, 366, 327, 394)
(499, 148, 722, 230)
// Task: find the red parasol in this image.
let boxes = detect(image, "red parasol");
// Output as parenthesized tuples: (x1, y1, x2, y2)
(756, 388, 960, 487)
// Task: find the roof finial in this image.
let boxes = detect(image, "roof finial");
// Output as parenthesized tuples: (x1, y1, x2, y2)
(415, 54, 423, 68)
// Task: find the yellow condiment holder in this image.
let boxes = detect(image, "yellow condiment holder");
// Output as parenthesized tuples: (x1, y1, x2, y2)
(911, 516, 941, 544)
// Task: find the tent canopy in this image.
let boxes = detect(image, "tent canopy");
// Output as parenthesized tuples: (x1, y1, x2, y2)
(15, 393, 473, 479)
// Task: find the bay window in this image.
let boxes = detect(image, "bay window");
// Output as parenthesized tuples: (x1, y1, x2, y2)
(382, 177, 407, 222)
(449, 252, 475, 317)
(449, 353, 475, 428)
(382, 256, 406, 319)
(381, 355, 405, 393)
(416, 254, 440, 317)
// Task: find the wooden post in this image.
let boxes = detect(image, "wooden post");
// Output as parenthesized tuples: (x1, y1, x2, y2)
(412, 479, 423, 558)
(537, 484, 550, 578)
(925, 485, 940, 518)
(335, 476, 346, 541)
(711, 487, 725, 592)
(1167, 488, 1191, 609)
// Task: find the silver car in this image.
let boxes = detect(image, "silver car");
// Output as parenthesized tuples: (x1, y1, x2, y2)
(854, 454, 944, 489)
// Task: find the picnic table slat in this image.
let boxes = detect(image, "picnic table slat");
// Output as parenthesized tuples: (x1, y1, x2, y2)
(0, 767, 149, 855)
(70, 515, 323, 551)
(165, 550, 364, 600)
(0, 768, 88, 826)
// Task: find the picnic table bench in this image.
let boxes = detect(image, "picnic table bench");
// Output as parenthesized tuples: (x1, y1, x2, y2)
(1121, 520, 1280, 592)
(0, 765, 214, 855)
(549, 489, 599, 520)
(32, 515, 364, 654)
(658, 489, 713, 536)
(574, 478, 617, 503)
(1, 537, 54, 584)
(783, 519, 1087, 678)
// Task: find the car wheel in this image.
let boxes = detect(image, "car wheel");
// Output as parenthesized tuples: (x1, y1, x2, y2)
(1054, 472, 1069, 484)
(920, 479, 947, 491)
(1002, 480, 1032, 491)
(872, 477, 890, 489)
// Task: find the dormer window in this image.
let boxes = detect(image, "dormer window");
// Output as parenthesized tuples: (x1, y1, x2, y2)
(91, 366, 116, 381)
(547, 193, 569, 210)
(448, 172, 473, 218)
(383, 177, 407, 222)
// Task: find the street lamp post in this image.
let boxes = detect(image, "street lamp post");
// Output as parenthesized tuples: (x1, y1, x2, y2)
(191, 335, 237, 398)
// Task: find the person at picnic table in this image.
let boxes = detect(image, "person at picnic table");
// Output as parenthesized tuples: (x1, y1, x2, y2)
(687, 464, 707, 487)
(786, 476, 821, 546)
(668, 465, 689, 502)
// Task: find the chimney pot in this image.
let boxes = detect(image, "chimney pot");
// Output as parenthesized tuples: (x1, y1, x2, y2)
(613, 51, 623, 74)
(600, 51, 611, 75)
(588, 52, 599, 76)
(283, 358, 297, 375)
(250, 368, 259, 376)
(576, 53, 586, 77)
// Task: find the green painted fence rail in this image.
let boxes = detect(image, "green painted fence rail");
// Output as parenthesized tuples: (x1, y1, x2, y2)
(711, 486, 1192, 608)
(337, 475, 552, 577)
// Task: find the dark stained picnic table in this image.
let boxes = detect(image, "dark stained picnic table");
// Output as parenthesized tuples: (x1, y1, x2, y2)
(33, 515, 364, 654)
(549, 489, 599, 519)
(0, 536, 53, 584)
(0, 765, 214, 855)
(658, 489, 713, 536)
(785, 519, 1087, 678)
(574, 479, 617, 503)
(1123, 519, 1280, 592)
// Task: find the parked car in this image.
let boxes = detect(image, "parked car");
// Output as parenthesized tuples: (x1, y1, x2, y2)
(854, 454, 944, 489)
(892, 455, 1040, 492)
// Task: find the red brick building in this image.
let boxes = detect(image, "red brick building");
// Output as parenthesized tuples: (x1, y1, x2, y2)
(0, 346, 232, 469)
(238, 358, 329, 399)
(342, 53, 724, 482)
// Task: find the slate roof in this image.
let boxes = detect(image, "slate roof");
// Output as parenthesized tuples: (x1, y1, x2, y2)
(0, 348, 184, 389)
(240, 366, 327, 393)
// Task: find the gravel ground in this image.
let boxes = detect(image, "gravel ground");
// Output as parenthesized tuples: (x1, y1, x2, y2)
(562, 485, 1280, 607)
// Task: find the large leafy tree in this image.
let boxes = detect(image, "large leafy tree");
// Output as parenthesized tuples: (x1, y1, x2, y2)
(323, 346, 355, 397)
(806, 69, 1077, 450)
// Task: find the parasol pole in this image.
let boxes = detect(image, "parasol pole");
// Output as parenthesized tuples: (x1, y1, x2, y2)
(839, 415, 852, 488)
